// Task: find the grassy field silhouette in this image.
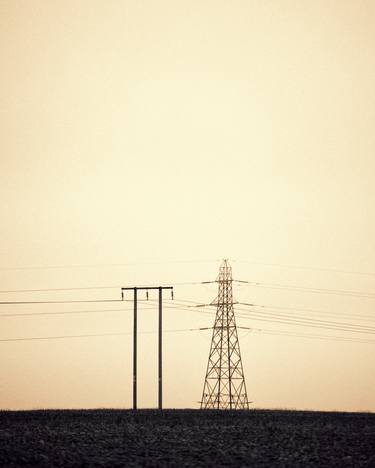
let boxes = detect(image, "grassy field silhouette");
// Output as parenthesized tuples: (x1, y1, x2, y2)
(1, 409, 374, 467)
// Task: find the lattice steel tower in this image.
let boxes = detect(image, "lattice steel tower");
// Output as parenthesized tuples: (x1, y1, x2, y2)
(201, 259, 249, 409)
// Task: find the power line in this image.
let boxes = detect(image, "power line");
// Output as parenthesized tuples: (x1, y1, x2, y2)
(0, 281, 207, 295)
(161, 301, 374, 343)
(1, 296, 374, 341)
(4, 320, 372, 345)
(0, 301, 198, 318)
(234, 307, 375, 334)
(234, 307, 375, 333)
(232, 310, 375, 335)
(0, 259, 219, 271)
(9, 300, 372, 335)
(0, 306, 157, 318)
(164, 298, 375, 326)
(253, 303, 375, 323)
(232, 259, 375, 277)
(0, 299, 124, 305)
(234, 280, 375, 299)
(170, 304, 375, 335)
(248, 328, 375, 345)
(0, 332, 131, 342)
(165, 299, 375, 336)
(3, 258, 374, 277)
(0, 297, 212, 310)
(0, 327, 212, 343)
(165, 299, 375, 344)
(0, 286, 122, 293)
(1, 301, 373, 346)
(238, 303, 375, 331)
(0, 302, 208, 319)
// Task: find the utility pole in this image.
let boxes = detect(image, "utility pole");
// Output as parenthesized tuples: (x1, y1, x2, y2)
(121, 286, 173, 410)
(201, 259, 249, 409)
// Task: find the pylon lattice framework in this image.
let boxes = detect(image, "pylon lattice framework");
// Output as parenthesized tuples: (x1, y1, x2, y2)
(201, 259, 249, 409)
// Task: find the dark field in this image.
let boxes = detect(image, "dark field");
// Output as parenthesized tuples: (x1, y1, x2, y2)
(0, 409, 374, 467)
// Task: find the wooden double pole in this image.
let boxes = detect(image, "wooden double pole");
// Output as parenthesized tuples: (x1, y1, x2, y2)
(121, 286, 173, 410)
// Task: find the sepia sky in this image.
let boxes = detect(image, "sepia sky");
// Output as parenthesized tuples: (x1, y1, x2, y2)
(1, 0, 375, 412)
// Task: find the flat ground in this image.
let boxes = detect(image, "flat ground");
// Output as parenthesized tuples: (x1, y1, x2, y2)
(0, 409, 374, 467)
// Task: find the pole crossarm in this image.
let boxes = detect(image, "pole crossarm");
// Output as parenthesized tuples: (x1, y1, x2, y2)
(122, 286, 173, 291)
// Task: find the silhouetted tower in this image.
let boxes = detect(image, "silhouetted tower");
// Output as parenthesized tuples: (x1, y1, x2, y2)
(201, 259, 249, 409)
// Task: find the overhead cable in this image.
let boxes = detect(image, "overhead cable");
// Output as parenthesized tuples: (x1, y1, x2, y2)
(0, 327, 212, 343)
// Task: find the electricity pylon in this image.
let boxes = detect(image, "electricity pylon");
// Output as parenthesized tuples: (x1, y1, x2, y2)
(201, 259, 249, 409)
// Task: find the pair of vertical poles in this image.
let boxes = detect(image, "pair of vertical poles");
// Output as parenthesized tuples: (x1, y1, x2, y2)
(121, 286, 173, 410)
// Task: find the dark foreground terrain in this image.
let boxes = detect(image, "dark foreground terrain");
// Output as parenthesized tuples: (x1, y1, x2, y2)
(0, 409, 374, 467)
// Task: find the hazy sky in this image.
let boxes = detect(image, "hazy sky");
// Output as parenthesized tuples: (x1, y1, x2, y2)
(1, 0, 375, 412)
